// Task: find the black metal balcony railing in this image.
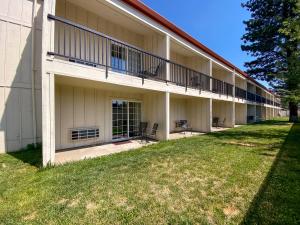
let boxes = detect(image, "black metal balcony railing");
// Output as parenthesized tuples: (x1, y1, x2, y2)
(247, 91, 256, 102)
(47, 15, 236, 96)
(235, 87, 247, 99)
(169, 63, 211, 92)
(212, 78, 233, 96)
(48, 15, 280, 104)
(244, 90, 278, 106)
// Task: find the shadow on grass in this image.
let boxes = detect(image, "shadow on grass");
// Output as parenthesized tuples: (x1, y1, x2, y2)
(208, 120, 292, 141)
(6, 120, 291, 169)
(8, 147, 42, 167)
(240, 123, 300, 225)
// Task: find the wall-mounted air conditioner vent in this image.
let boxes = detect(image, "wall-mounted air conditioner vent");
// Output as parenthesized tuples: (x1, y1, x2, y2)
(70, 127, 99, 141)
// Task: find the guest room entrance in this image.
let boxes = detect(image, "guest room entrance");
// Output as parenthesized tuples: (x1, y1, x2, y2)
(112, 100, 142, 141)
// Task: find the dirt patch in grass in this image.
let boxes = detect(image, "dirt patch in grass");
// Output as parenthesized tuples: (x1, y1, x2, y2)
(23, 211, 37, 221)
(68, 199, 80, 207)
(223, 205, 240, 217)
(86, 202, 97, 210)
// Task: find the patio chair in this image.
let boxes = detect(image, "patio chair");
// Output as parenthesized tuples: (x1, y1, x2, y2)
(139, 61, 164, 78)
(139, 122, 148, 141)
(219, 118, 226, 127)
(212, 117, 219, 127)
(181, 120, 192, 134)
(147, 123, 159, 140)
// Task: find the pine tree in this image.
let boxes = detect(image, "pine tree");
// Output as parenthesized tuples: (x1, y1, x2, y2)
(241, 0, 300, 122)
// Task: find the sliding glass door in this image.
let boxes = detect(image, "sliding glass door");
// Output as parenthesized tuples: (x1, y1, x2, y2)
(112, 100, 141, 141)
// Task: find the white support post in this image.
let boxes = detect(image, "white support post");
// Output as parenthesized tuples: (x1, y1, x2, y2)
(165, 35, 170, 81)
(164, 92, 170, 140)
(162, 34, 170, 140)
(231, 71, 236, 127)
(209, 60, 213, 91)
(41, 0, 56, 166)
(42, 73, 55, 166)
(207, 59, 213, 131)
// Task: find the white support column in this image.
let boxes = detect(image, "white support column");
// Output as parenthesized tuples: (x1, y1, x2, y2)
(163, 34, 170, 140)
(272, 95, 275, 118)
(207, 60, 213, 131)
(164, 92, 170, 140)
(41, 0, 56, 166)
(209, 60, 213, 91)
(165, 35, 170, 81)
(231, 71, 236, 127)
(42, 73, 55, 166)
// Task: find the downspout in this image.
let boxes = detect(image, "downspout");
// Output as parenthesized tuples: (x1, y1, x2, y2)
(31, 0, 37, 146)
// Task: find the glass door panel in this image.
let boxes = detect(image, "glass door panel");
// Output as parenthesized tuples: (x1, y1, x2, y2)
(129, 102, 141, 137)
(112, 100, 128, 140)
(112, 100, 141, 141)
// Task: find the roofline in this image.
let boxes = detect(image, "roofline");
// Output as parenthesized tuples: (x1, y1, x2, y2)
(121, 0, 271, 93)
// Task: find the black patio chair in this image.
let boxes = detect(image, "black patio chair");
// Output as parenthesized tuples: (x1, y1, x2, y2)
(219, 118, 226, 127)
(139, 61, 164, 78)
(181, 120, 192, 134)
(147, 123, 158, 140)
(212, 117, 219, 127)
(139, 122, 148, 141)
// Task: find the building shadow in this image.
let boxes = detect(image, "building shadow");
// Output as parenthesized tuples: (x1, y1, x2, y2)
(8, 146, 42, 167)
(240, 122, 300, 225)
(0, 1, 43, 156)
(208, 120, 291, 142)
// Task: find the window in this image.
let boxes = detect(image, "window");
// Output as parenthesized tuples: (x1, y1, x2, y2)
(129, 102, 141, 137)
(128, 49, 141, 74)
(111, 43, 126, 72)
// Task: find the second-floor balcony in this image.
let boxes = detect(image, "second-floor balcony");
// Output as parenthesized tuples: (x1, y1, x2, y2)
(47, 15, 233, 96)
(235, 87, 247, 99)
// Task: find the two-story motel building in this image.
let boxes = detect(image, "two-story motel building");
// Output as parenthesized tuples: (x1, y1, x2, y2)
(0, 0, 282, 166)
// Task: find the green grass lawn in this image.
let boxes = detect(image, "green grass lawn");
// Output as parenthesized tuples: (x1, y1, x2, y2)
(0, 120, 299, 225)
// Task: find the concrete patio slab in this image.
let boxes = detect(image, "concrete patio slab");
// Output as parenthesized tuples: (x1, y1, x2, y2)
(169, 131, 205, 140)
(55, 139, 156, 164)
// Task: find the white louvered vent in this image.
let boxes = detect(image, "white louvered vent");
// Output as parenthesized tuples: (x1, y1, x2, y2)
(70, 127, 99, 141)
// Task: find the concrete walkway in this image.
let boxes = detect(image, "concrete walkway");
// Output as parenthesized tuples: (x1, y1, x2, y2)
(55, 127, 235, 165)
(169, 131, 205, 140)
(55, 139, 156, 164)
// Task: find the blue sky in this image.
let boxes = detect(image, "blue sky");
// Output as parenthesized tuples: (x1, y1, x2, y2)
(141, 0, 270, 88)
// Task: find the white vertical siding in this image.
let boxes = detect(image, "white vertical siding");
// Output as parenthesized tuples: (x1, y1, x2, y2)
(212, 101, 234, 127)
(0, 0, 43, 152)
(235, 103, 247, 124)
(55, 83, 144, 150)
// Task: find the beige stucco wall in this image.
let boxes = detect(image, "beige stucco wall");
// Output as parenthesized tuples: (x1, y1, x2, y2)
(0, 0, 43, 152)
(235, 76, 246, 89)
(212, 100, 234, 127)
(186, 98, 211, 132)
(55, 83, 148, 150)
(247, 82, 256, 93)
(56, 0, 144, 49)
(143, 92, 168, 140)
(170, 98, 187, 131)
(212, 67, 233, 84)
(247, 104, 256, 122)
(169, 96, 211, 133)
(170, 51, 210, 74)
(235, 103, 247, 124)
